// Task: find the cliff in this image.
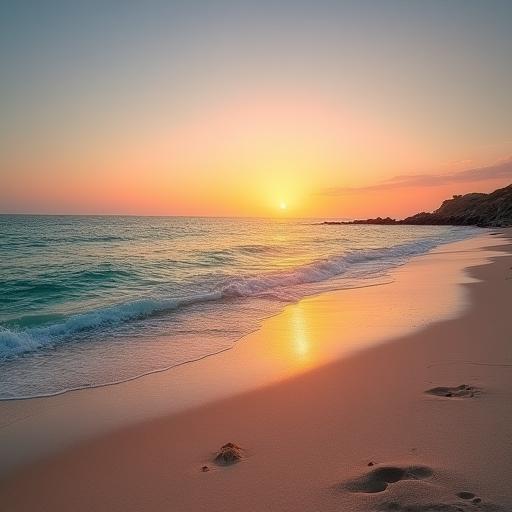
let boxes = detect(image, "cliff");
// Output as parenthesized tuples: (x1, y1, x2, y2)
(323, 184, 512, 228)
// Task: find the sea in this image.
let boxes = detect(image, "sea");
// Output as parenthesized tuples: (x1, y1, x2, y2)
(0, 215, 479, 400)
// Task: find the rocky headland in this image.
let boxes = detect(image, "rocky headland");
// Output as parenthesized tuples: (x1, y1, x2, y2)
(324, 184, 512, 227)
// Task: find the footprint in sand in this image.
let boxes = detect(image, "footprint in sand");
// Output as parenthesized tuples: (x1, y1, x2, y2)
(425, 384, 479, 399)
(342, 464, 504, 511)
(457, 491, 484, 505)
(344, 465, 433, 494)
(378, 490, 499, 511)
(377, 500, 490, 511)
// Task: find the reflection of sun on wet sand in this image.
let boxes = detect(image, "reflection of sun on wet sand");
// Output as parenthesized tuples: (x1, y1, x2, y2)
(1, 231, 512, 512)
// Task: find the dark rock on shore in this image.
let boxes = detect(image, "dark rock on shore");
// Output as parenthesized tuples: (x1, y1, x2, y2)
(324, 216, 397, 225)
(323, 184, 512, 228)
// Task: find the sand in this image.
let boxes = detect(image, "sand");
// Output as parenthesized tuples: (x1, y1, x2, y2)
(0, 230, 511, 511)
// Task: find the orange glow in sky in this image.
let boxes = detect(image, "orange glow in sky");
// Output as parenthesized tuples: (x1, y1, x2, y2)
(1, 2, 511, 217)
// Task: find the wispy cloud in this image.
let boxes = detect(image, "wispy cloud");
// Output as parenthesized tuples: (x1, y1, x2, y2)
(319, 157, 512, 196)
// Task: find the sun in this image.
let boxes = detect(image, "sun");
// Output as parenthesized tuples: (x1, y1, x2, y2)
(279, 201, 287, 210)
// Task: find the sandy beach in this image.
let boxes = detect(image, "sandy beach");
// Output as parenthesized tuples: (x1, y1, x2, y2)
(1, 230, 511, 511)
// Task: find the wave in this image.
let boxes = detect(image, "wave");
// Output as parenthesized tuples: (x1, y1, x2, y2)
(1, 235, 129, 250)
(0, 294, 222, 360)
(71, 266, 132, 281)
(1, 266, 131, 303)
(235, 243, 284, 254)
(193, 243, 283, 265)
(0, 233, 469, 361)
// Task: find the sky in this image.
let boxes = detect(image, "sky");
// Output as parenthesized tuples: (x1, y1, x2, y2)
(1, 0, 512, 218)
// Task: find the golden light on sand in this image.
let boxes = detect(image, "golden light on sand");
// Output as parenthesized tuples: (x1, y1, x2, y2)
(290, 306, 311, 362)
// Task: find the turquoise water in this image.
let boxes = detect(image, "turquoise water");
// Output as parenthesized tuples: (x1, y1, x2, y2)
(0, 215, 478, 399)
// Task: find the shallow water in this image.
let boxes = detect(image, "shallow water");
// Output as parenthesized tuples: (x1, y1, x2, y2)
(0, 215, 479, 399)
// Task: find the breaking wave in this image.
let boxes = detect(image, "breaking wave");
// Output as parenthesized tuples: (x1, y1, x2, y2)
(0, 235, 460, 360)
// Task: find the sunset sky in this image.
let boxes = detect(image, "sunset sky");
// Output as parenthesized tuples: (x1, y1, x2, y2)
(1, 0, 512, 218)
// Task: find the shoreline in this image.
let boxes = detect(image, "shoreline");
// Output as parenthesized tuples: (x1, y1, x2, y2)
(0, 277, 399, 403)
(1, 230, 511, 511)
(0, 226, 479, 403)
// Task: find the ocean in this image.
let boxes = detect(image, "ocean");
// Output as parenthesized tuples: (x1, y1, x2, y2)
(0, 215, 479, 400)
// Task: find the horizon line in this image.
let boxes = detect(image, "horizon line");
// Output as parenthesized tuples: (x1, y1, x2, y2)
(0, 212, 353, 221)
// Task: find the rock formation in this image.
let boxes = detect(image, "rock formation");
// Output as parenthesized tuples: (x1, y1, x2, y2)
(323, 184, 512, 227)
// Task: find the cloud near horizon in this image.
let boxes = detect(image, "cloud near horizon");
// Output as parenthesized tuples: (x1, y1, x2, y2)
(319, 157, 512, 196)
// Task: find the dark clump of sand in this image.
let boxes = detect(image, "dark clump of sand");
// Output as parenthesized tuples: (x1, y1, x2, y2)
(213, 442, 244, 466)
(425, 384, 479, 398)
